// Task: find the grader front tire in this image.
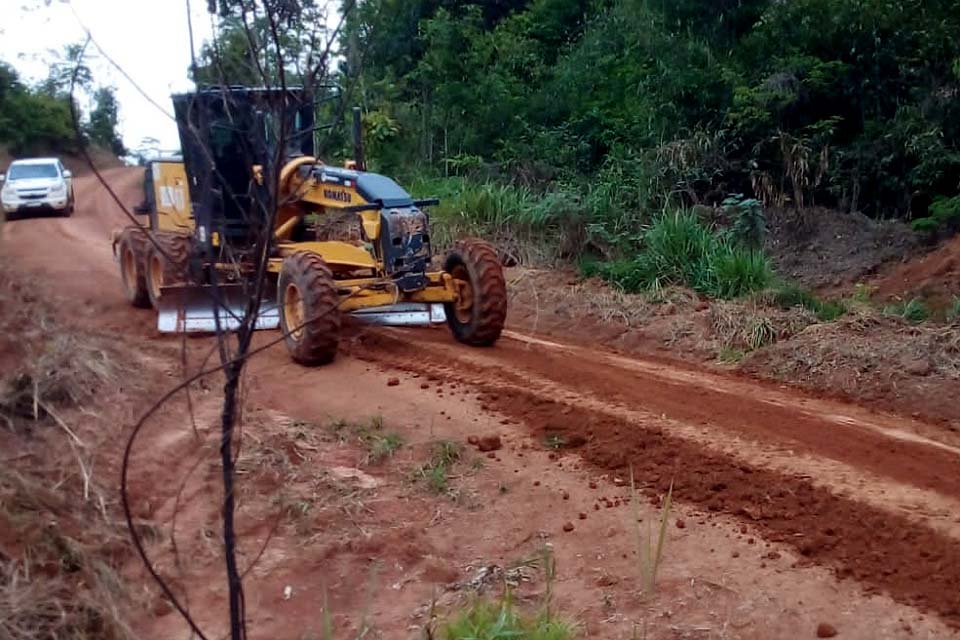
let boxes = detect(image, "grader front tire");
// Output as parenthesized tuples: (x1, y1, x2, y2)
(444, 239, 507, 346)
(278, 253, 341, 366)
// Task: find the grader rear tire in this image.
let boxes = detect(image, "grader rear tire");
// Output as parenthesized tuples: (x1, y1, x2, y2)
(145, 233, 193, 310)
(278, 253, 341, 365)
(443, 239, 507, 346)
(118, 230, 150, 308)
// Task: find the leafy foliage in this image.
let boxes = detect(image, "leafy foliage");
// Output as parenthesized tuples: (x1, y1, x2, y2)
(0, 62, 76, 156)
(0, 56, 125, 158)
(86, 88, 125, 156)
(346, 0, 960, 222)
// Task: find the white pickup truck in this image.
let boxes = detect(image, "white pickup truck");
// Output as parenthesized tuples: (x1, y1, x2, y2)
(0, 157, 75, 218)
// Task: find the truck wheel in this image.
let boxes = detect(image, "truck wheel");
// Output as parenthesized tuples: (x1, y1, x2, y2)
(145, 233, 193, 309)
(444, 239, 507, 346)
(278, 252, 341, 365)
(118, 230, 150, 308)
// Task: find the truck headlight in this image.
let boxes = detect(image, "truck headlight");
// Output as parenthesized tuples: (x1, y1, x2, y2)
(50, 182, 66, 196)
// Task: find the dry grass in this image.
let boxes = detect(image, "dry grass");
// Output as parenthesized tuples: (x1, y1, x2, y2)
(742, 306, 960, 397)
(507, 268, 654, 328)
(709, 301, 815, 352)
(0, 261, 137, 639)
(0, 467, 135, 640)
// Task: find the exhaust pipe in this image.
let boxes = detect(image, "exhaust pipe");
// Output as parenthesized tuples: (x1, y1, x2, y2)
(352, 106, 366, 172)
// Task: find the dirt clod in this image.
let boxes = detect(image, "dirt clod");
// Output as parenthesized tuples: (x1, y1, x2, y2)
(675, 518, 686, 529)
(816, 622, 838, 638)
(387, 377, 400, 386)
(467, 435, 479, 445)
(562, 522, 575, 533)
(477, 435, 502, 452)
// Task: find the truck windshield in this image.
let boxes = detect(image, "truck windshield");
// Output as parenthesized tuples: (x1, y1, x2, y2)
(8, 163, 59, 180)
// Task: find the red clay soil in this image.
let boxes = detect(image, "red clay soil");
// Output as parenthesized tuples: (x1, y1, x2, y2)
(349, 330, 960, 626)
(6, 168, 960, 635)
(873, 235, 960, 307)
(479, 388, 960, 627)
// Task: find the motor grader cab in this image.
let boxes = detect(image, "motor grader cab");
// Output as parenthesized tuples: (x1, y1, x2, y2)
(113, 86, 507, 365)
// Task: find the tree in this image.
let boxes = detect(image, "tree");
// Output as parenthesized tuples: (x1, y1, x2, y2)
(86, 87, 125, 155)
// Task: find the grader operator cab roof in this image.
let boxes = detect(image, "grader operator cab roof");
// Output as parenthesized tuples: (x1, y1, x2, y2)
(314, 166, 415, 208)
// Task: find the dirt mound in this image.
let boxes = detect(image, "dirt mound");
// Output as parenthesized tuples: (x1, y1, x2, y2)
(764, 207, 919, 289)
(872, 235, 960, 306)
(742, 310, 960, 427)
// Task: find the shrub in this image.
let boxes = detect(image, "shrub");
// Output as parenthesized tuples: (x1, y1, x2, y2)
(883, 298, 929, 324)
(723, 195, 766, 248)
(912, 195, 960, 234)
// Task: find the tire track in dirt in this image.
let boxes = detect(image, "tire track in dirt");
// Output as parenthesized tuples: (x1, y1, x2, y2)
(354, 332, 960, 540)
(348, 330, 960, 627)
(396, 329, 960, 501)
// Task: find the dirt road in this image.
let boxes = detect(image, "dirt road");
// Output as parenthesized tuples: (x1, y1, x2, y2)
(3, 169, 959, 638)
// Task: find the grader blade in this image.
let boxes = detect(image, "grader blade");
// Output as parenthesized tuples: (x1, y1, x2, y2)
(156, 284, 280, 333)
(350, 302, 447, 326)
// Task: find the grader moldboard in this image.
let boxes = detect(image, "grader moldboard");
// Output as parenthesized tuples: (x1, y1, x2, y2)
(113, 87, 506, 364)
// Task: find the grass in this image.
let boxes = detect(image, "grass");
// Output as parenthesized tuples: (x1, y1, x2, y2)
(441, 597, 574, 640)
(583, 210, 774, 300)
(329, 416, 404, 465)
(718, 346, 747, 364)
(947, 296, 960, 324)
(413, 440, 463, 494)
(438, 546, 574, 640)
(0, 464, 135, 640)
(629, 468, 673, 599)
(883, 297, 930, 324)
(770, 282, 846, 322)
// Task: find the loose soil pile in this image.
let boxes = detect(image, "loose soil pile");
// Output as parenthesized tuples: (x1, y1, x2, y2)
(764, 206, 919, 290)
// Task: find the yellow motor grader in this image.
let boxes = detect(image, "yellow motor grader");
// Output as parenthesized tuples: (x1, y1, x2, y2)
(113, 87, 506, 365)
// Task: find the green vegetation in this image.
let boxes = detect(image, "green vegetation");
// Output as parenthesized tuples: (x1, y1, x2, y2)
(948, 297, 960, 324)
(442, 597, 574, 640)
(771, 283, 846, 322)
(883, 298, 931, 324)
(413, 440, 463, 494)
(1, 48, 125, 157)
(345, 0, 960, 221)
(329, 416, 404, 465)
(328, 0, 960, 293)
(629, 469, 673, 598)
(581, 211, 774, 299)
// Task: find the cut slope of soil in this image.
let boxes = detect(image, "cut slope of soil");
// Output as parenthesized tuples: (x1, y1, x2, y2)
(872, 235, 960, 308)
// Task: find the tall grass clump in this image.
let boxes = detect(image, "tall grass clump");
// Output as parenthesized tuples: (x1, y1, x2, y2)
(588, 211, 773, 299)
